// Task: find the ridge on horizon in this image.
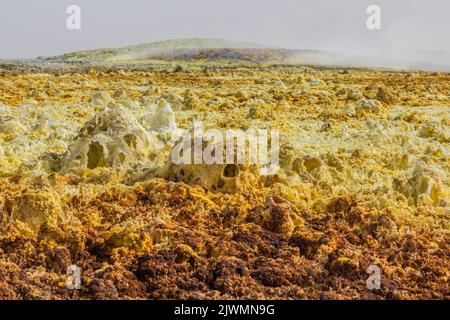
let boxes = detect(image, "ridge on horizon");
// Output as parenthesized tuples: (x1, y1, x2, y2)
(22, 37, 450, 73)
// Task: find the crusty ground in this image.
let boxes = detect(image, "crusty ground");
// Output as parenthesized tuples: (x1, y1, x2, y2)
(0, 63, 448, 299)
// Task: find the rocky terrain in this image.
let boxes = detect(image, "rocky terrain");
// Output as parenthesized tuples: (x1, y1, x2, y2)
(0, 56, 449, 299)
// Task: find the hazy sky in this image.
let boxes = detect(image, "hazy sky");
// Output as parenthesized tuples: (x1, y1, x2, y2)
(0, 0, 449, 58)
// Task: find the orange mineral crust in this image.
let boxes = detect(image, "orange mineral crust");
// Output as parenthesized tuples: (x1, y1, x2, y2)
(0, 63, 448, 299)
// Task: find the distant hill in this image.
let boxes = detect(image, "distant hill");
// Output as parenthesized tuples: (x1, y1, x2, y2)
(46, 38, 276, 63)
(44, 38, 353, 66)
(43, 38, 450, 72)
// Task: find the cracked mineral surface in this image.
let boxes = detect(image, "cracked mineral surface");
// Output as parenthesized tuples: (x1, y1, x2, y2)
(0, 61, 448, 300)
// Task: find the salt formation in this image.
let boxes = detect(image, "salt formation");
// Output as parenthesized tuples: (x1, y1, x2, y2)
(63, 104, 165, 170)
(246, 99, 268, 119)
(0, 118, 27, 136)
(419, 121, 449, 143)
(166, 161, 261, 193)
(347, 87, 363, 101)
(161, 93, 185, 111)
(376, 86, 398, 105)
(395, 163, 447, 206)
(245, 195, 298, 236)
(164, 137, 262, 193)
(89, 91, 114, 106)
(342, 103, 356, 116)
(183, 89, 202, 110)
(140, 98, 181, 140)
(15, 188, 63, 231)
(62, 94, 185, 172)
(275, 80, 287, 90)
(355, 99, 383, 115)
